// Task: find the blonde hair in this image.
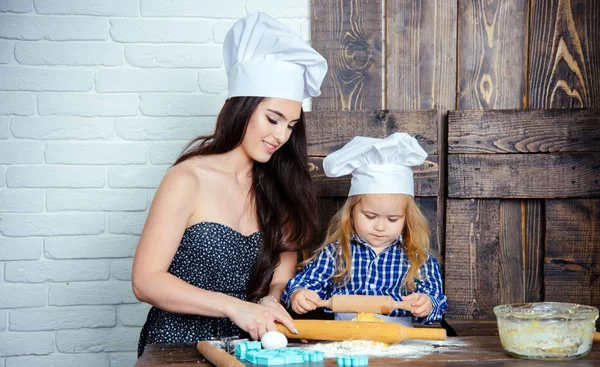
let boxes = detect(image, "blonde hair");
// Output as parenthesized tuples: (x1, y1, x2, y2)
(300, 194, 430, 291)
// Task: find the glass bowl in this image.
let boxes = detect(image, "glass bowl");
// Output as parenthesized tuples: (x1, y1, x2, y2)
(493, 302, 598, 360)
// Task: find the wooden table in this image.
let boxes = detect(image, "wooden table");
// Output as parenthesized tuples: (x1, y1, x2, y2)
(135, 336, 600, 366)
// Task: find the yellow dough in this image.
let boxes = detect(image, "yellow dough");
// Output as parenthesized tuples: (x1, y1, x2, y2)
(353, 312, 384, 322)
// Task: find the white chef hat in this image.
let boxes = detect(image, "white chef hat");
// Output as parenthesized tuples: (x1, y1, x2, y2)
(223, 12, 328, 102)
(323, 133, 428, 196)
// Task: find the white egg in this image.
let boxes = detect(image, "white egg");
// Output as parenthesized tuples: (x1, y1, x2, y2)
(260, 331, 288, 349)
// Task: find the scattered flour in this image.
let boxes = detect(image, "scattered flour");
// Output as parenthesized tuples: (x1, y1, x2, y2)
(302, 339, 468, 359)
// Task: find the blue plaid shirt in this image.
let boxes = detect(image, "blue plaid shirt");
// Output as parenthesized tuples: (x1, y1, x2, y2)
(282, 234, 448, 324)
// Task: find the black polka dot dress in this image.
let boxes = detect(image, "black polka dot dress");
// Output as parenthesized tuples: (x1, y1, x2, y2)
(137, 222, 262, 357)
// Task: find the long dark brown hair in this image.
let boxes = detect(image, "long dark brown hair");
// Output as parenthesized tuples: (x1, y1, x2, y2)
(174, 97, 318, 302)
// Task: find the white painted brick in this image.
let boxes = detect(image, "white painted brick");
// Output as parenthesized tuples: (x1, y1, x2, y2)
(6, 166, 106, 188)
(38, 93, 137, 117)
(0, 66, 92, 91)
(6, 354, 109, 367)
(111, 19, 211, 43)
(198, 69, 227, 94)
(10, 306, 116, 331)
(0, 332, 54, 357)
(0, 285, 45, 308)
(125, 45, 222, 68)
(0, 213, 105, 236)
(44, 235, 138, 259)
(0, 142, 43, 164)
(45, 143, 147, 164)
(111, 258, 132, 281)
(139, 93, 225, 117)
(0, 117, 8, 138)
(149, 141, 188, 165)
(0, 166, 4, 187)
(95, 69, 197, 92)
(15, 42, 122, 66)
(213, 20, 236, 43)
(117, 303, 150, 327)
(108, 212, 147, 235)
(0, 41, 13, 64)
(116, 117, 214, 141)
(246, 0, 309, 18)
(0, 0, 33, 13)
(0, 238, 42, 260)
(0, 15, 108, 41)
(11, 117, 114, 139)
(57, 328, 138, 353)
(47, 189, 147, 211)
(5, 259, 110, 283)
(0, 311, 7, 331)
(141, 0, 244, 18)
(35, 0, 139, 16)
(49, 282, 137, 306)
(0, 189, 44, 212)
(110, 353, 137, 367)
(0, 92, 35, 115)
(108, 165, 168, 188)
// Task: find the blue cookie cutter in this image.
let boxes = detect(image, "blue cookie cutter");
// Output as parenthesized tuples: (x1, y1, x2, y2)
(234, 341, 325, 365)
(336, 355, 369, 366)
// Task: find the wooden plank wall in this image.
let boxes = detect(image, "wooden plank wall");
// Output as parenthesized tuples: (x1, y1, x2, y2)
(307, 0, 600, 333)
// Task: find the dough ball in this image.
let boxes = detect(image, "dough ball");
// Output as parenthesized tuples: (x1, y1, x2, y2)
(260, 331, 288, 349)
(353, 312, 384, 322)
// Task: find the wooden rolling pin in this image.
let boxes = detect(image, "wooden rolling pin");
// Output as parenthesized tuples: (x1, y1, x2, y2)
(196, 341, 245, 367)
(276, 320, 446, 344)
(318, 295, 412, 314)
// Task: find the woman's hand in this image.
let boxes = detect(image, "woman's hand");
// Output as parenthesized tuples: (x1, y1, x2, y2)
(227, 300, 298, 340)
(403, 292, 433, 317)
(290, 289, 321, 314)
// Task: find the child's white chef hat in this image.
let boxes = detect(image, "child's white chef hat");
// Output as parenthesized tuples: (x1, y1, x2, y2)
(323, 133, 427, 196)
(223, 12, 328, 102)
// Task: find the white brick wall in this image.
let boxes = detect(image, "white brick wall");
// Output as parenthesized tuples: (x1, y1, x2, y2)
(0, 1, 310, 366)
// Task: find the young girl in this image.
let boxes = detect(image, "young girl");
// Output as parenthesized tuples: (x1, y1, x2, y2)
(281, 133, 448, 326)
(132, 12, 327, 357)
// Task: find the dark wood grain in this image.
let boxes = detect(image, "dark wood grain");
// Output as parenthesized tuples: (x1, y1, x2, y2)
(544, 199, 600, 309)
(523, 199, 544, 302)
(309, 156, 438, 197)
(448, 109, 600, 153)
(386, 0, 457, 111)
(310, 0, 382, 111)
(305, 110, 438, 156)
(498, 200, 525, 305)
(385, 0, 457, 265)
(415, 197, 439, 257)
(448, 153, 600, 198)
(457, 0, 529, 109)
(529, 0, 600, 108)
(445, 199, 500, 320)
(496, 199, 544, 304)
(134, 337, 600, 366)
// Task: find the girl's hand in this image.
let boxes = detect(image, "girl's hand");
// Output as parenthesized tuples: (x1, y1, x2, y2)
(290, 289, 322, 314)
(403, 292, 433, 317)
(227, 300, 298, 340)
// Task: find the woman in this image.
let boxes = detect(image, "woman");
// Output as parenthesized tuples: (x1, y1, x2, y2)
(132, 12, 328, 357)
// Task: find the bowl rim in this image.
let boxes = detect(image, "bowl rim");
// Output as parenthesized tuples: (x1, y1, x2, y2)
(493, 302, 599, 319)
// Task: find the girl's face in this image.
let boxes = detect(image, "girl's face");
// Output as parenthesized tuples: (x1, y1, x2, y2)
(352, 194, 407, 251)
(241, 98, 302, 163)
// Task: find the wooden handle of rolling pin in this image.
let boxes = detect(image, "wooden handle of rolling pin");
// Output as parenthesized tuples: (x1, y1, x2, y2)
(276, 320, 446, 344)
(196, 341, 245, 367)
(594, 331, 600, 343)
(318, 295, 412, 314)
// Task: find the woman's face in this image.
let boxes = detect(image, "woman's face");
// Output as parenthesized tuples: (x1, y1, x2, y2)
(242, 98, 302, 163)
